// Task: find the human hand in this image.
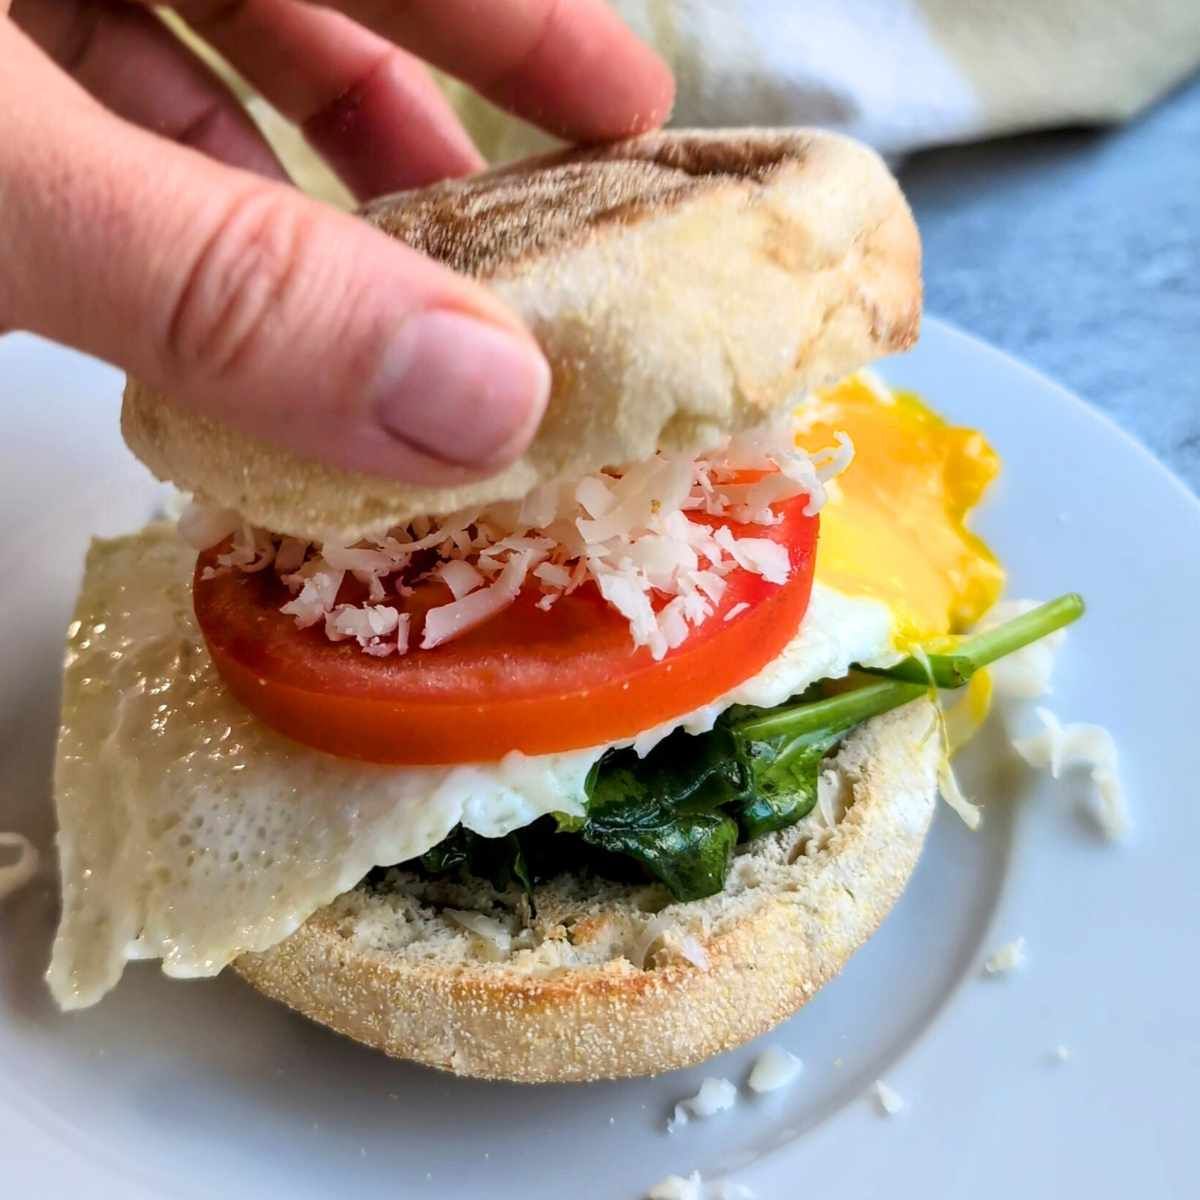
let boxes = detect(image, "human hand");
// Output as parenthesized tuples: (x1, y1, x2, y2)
(0, 1, 673, 482)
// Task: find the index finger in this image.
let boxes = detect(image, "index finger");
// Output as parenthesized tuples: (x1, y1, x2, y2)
(316, 0, 674, 142)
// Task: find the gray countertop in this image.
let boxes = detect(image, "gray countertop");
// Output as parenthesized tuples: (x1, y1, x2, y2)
(900, 73, 1199, 494)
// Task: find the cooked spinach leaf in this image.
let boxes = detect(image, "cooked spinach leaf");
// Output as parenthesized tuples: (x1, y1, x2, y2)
(577, 730, 744, 900)
(417, 826, 534, 894)
(731, 726, 848, 841)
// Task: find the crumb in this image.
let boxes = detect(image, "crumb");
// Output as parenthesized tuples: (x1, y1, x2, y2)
(667, 1077, 738, 1132)
(646, 1171, 703, 1200)
(984, 936, 1028, 976)
(747, 1045, 803, 1094)
(873, 1080, 905, 1116)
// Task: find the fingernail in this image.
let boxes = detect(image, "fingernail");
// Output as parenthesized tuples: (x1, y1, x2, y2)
(374, 310, 550, 467)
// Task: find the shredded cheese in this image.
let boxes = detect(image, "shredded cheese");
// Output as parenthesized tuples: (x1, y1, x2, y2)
(747, 1045, 804, 1093)
(983, 935, 1028, 975)
(632, 915, 711, 971)
(647, 1172, 704, 1200)
(873, 1080, 905, 1116)
(443, 909, 515, 958)
(1014, 708, 1129, 840)
(668, 1077, 738, 1132)
(938, 758, 982, 830)
(180, 423, 851, 662)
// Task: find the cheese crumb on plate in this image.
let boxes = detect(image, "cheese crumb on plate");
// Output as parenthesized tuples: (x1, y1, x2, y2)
(983, 936, 1028, 976)
(668, 1077, 738, 1133)
(647, 1171, 704, 1200)
(747, 1045, 804, 1093)
(873, 1080, 905, 1116)
(1014, 707, 1129, 840)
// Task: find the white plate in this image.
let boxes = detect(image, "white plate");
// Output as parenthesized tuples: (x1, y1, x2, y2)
(1, 320, 1197, 1200)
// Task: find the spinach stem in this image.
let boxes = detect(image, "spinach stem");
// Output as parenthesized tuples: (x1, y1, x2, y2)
(862, 593, 1085, 687)
(733, 680, 927, 740)
(732, 592, 1085, 739)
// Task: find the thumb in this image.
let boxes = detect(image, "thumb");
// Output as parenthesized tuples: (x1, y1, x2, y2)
(0, 22, 550, 483)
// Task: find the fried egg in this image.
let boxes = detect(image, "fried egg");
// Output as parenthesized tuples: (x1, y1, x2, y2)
(49, 530, 894, 1008)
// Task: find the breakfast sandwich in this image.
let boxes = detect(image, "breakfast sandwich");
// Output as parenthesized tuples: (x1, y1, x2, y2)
(48, 130, 1079, 1082)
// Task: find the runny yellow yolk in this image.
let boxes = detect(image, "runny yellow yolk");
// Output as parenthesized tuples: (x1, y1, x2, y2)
(796, 375, 1006, 648)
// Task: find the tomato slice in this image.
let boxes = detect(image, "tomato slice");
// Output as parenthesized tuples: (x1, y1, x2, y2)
(193, 500, 818, 764)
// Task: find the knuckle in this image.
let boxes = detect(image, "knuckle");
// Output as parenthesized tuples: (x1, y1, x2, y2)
(163, 187, 314, 381)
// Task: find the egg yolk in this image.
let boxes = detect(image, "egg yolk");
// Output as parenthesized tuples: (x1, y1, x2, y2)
(797, 375, 1005, 647)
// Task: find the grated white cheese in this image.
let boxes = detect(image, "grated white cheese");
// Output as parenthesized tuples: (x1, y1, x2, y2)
(667, 1106, 690, 1134)
(1014, 708, 1129, 840)
(688, 1077, 739, 1118)
(938, 758, 982, 830)
(0, 832, 39, 901)
(434, 558, 485, 600)
(983, 935, 1028, 976)
(443, 910, 515, 959)
(647, 1172, 703, 1200)
(422, 550, 536, 649)
(873, 1080, 905, 1116)
(633, 914, 711, 971)
(675, 935, 710, 970)
(183, 422, 852, 662)
(668, 1077, 738, 1132)
(747, 1045, 804, 1093)
(324, 602, 402, 656)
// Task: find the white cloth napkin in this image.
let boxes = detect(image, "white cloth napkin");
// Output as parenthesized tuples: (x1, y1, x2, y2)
(445, 0, 1200, 163)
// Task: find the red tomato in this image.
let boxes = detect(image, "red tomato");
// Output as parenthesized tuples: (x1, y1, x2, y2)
(193, 500, 818, 764)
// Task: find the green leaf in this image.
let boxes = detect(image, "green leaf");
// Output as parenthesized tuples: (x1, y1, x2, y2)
(581, 805, 738, 902)
(732, 726, 848, 840)
(577, 730, 744, 901)
(417, 826, 534, 894)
